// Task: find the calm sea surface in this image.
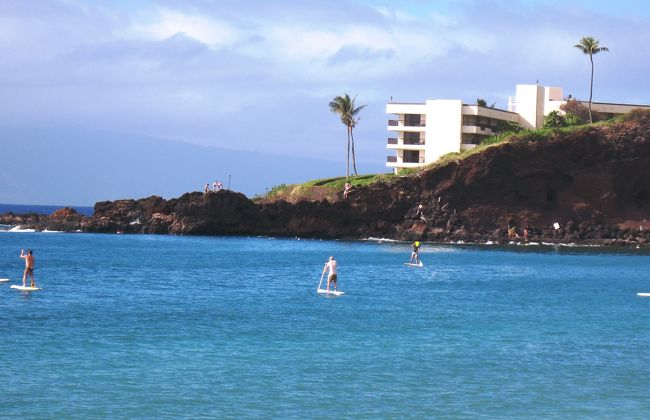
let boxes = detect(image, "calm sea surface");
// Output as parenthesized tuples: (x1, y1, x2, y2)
(0, 203, 94, 216)
(1, 232, 649, 418)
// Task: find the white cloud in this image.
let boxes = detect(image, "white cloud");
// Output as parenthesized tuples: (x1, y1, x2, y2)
(375, 6, 418, 22)
(127, 8, 240, 47)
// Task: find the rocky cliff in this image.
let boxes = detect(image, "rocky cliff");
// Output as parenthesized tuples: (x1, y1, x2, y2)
(4, 110, 650, 245)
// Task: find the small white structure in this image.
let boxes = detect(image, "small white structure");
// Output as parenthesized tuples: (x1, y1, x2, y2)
(385, 84, 650, 173)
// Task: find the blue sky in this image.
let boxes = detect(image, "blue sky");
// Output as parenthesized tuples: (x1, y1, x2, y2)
(1, 0, 649, 164)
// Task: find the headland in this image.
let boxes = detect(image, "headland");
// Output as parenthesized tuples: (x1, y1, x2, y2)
(3, 110, 650, 247)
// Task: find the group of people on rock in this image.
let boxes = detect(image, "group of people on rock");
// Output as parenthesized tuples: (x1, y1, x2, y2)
(508, 226, 529, 241)
(204, 180, 224, 194)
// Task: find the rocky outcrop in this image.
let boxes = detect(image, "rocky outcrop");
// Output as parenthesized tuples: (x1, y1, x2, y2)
(80, 191, 260, 235)
(3, 110, 650, 246)
(0, 207, 84, 231)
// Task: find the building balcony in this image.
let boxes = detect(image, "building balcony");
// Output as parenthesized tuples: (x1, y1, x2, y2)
(403, 138, 425, 145)
(387, 119, 427, 132)
(386, 156, 425, 168)
(404, 156, 426, 164)
(461, 125, 496, 135)
(386, 161, 425, 169)
(387, 137, 426, 150)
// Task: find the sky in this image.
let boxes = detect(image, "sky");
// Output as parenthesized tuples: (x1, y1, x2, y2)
(1, 0, 650, 201)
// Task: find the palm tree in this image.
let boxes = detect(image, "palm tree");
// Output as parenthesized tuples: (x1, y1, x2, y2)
(574, 36, 609, 123)
(329, 94, 366, 178)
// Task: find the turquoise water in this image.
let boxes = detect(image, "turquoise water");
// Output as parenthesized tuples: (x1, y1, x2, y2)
(1, 233, 650, 418)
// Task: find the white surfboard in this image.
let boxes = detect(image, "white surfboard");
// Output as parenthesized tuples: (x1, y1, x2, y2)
(0, 278, 10, 283)
(10, 285, 41, 291)
(404, 262, 424, 267)
(637, 293, 650, 297)
(317, 288, 345, 296)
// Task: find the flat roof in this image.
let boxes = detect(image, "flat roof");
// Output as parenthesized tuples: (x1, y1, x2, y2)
(387, 102, 425, 105)
(583, 100, 650, 108)
(462, 104, 518, 115)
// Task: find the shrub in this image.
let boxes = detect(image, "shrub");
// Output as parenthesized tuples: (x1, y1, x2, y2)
(543, 110, 565, 128)
(620, 108, 650, 124)
(560, 99, 590, 123)
(564, 113, 582, 126)
(497, 120, 523, 133)
(267, 183, 287, 196)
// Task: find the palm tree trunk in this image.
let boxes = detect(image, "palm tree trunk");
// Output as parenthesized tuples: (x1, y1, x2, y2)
(350, 126, 358, 176)
(588, 53, 594, 124)
(346, 127, 350, 179)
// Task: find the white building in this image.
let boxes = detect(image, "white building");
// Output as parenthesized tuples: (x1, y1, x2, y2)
(385, 84, 650, 173)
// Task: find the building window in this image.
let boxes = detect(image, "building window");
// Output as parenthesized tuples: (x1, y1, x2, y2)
(462, 134, 482, 145)
(463, 115, 477, 126)
(404, 114, 422, 126)
(403, 132, 421, 145)
(403, 150, 420, 163)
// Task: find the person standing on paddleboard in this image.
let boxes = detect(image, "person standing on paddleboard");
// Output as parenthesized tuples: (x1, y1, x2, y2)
(322, 256, 338, 292)
(410, 241, 420, 264)
(20, 249, 35, 288)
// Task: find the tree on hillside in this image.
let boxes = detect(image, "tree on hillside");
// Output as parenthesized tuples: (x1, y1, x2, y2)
(574, 36, 609, 123)
(329, 94, 366, 178)
(560, 99, 590, 124)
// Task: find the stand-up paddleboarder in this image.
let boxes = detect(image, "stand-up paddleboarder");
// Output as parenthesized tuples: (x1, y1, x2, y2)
(322, 256, 338, 292)
(20, 249, 35, 288)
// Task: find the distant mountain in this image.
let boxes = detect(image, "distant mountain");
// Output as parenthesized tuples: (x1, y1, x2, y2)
(0, 126, 387, 206)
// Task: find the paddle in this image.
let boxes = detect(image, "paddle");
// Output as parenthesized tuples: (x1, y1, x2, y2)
(317, 268, 326, 291)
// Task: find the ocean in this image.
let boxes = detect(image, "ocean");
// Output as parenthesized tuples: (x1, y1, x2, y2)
(1, 232, 649, 418)
(0, 203, 94, 216)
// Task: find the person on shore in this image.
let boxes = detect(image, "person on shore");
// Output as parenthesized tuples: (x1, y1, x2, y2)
(410, 241, 420, 264)
(507, 226, 518, 240)
(343, 182, 352, 199)
(20, 249, 35, 288)
(213, 180, 218, 191)
(322, 256, 338, 291)
(204, 183, 210, 194)
(416, 204, 426, 222)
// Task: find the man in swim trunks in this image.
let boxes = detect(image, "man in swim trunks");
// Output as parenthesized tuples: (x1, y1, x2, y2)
(20, 249, 35, 287)
(343, 182, 352, 199)
(322, 256, 338, 291)
(410, 241, 420, 264)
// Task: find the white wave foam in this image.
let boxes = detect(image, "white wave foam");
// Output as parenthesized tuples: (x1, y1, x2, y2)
(9, 226, 36, 233)
(364, 237, 401, 243)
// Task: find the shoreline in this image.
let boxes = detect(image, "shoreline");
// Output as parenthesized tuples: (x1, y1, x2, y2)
(2, 187, 649, 250)
(3, 221, 649, 252)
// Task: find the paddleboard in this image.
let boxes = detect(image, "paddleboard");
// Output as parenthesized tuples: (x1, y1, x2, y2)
(637, 293, 650, 297)
(317, 288, 344, 296)
(10, 285, 41, 291)
(0, 278, 10, 283)
(404, 262, 424, 267)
